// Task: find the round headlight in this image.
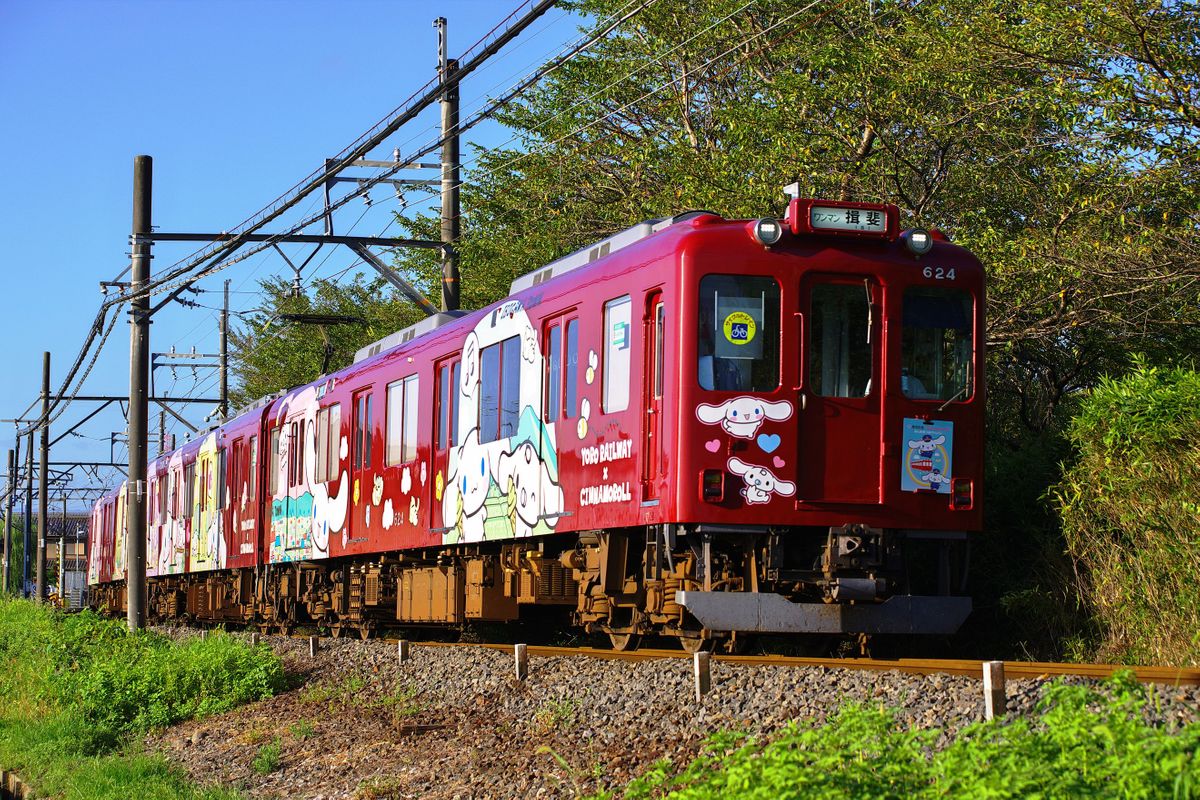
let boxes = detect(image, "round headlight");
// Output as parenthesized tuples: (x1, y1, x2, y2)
(752, 218, 783, 247)
(901, 228, 934, 256)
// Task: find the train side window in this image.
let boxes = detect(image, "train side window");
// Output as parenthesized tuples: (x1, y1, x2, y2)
(268, 429, 280, 495)
(316, 404, 341, 482)
(565, 319, 578, 418)
(353, 393, 374, 469)
(603, 296, 632, 412)
(184, 463, 195, 513)
(902, 287, 973, 401)
(450, 362, 461, 446)
(437, 363, 451, 450)
(386, 375, 420, 465)
(248, 435, 258, 498)
(231, 440, 243, 506)
(218, 449, 227, 509)
(546, 323, 561, 422)
(479, 336, 521, 443)
(810, 282, 872, 398)
(543, 315, 579, 421)
(697, 275, 780, 392)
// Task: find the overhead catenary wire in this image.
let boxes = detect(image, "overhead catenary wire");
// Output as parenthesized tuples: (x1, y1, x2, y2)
(15, 0, 563, 438)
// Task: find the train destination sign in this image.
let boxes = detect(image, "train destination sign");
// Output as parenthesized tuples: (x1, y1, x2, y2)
(809, 205, 887, 234)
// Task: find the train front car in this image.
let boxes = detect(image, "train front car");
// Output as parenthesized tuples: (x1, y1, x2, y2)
(643, 197, 982, 649)
(547, 197, 982, 651)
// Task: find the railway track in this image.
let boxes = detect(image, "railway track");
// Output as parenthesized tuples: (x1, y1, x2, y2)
(272, 630, 1200, 686)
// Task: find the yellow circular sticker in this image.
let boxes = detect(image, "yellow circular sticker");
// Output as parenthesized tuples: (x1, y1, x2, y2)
(722, 311, 756, 346)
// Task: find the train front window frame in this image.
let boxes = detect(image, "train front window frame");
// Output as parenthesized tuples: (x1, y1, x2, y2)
(901, 286, 974, 402)
(697, 275, 780, 392)
(808, 281, 874, 398)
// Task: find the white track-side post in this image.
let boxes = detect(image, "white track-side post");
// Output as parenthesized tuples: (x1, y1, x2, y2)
(983, 660, 1006, 719)
(514, 643, 528, 681)
(694, 651, 711, 701)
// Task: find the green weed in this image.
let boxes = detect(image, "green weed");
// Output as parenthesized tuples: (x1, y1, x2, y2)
(593, 673, 1200, 799)
(289, 719, 315, 740)
(251, 737, 282, 775)
(0, 598, 283, 798)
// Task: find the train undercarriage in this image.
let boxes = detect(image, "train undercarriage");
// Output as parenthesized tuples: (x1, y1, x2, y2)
(91, 526, 971, 652)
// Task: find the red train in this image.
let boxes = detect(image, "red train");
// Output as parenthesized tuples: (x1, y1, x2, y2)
(89, 194, 983, 651)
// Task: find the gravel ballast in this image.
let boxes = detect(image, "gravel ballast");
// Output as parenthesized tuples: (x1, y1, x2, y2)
(148, 632, 1200, 799)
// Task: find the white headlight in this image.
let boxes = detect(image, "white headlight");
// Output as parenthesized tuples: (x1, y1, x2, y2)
(901, 228, 933, 256)
(752, 218, 783, 247)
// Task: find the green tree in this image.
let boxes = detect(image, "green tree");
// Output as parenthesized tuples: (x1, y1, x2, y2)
(229, 274, 429, 409)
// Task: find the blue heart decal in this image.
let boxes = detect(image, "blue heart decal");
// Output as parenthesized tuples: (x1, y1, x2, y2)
(757, 433, 781, 454)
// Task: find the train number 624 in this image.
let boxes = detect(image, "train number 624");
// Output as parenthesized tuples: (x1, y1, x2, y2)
(922, 266, 956, 280)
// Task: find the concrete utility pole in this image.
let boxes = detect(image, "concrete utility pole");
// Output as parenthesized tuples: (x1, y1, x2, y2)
(3, 449, 13, 594)
(58, 495, 67, 603)
(23, 431, 32, 596)
(436, 17, 461, 312)
(127, 155, 152, 632)
(36, 351, 49, 602)
(220, 278, 229, 419)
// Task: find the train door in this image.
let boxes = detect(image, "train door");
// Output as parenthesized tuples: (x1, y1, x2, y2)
(641, 291, 665, 501)
(228, 437, 252, 559)
(797, 275, 882, 503)
(351, 388, 374, 537)
(283, 415, 310, 554)
(433, 358, 460, 533)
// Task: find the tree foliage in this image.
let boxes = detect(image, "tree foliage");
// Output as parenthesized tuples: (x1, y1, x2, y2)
(229, 274, 428, 409)
(390, 0, 1200, 438)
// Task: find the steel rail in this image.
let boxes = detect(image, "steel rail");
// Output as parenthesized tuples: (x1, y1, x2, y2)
(387, 641, 1200, 685)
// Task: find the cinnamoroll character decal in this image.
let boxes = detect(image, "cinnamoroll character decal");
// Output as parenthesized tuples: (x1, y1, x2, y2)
(727, 457, 796, 505)
(901, 418, 954, 493)
(697, 397, 793, 439)
(922, 468, 953, 488)
(498, 440, 564, 537)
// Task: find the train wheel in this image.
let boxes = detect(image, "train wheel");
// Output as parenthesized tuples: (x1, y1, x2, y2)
(677, 634, 713, 653)
(329, 622, 344, 639)
(358, 623, 374, 641)
(607, 630, 641, 651)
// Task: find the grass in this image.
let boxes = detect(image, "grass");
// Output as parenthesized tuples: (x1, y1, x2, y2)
(0, 598, 285, 799)
(589, 673, 1200, 799)
(251, 737, 282, 775)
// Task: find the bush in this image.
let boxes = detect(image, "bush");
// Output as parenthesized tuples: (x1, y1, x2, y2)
(598, 675, 1200, 799)
(0, 599, 284, 798)
(1055, 360, 1200, 665)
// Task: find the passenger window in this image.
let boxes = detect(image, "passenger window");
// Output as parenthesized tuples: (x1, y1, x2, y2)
(565, 319, 578, 418)
(902, 287, 973, 401)
(268, 429, 279, 495)
(315, 404, 342, 482)
(184, 463, 196, 511)
(248, 436, 258, 498)
(437, 363, 451, 450)
(386, 375, 420, 464)
(480, 336, 521, 443)
(543, 315, 579, 421)
(809, 282, 872, 398)
(546, 323, 562, 422)
(603, 296, 632, 412)
(697, 275, 780, 392)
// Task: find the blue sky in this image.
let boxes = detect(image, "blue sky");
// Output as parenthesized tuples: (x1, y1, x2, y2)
(0, 0, 585, 506)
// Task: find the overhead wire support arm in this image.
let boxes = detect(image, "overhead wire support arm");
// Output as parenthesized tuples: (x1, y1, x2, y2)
(346, 243, 440, 316)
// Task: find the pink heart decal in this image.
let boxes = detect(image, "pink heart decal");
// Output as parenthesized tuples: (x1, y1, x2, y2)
(705, 439, 722, 453)
(773, 456, 786, 468)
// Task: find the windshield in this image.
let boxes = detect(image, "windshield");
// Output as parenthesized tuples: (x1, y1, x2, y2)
(901, 287, 973, 401)
(697, 274, 780, 392)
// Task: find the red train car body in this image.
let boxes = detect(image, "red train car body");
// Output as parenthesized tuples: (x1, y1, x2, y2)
(90, 196, 982, 649)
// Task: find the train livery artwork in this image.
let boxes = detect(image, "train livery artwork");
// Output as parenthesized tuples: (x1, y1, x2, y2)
(89, 193, 984, 651)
